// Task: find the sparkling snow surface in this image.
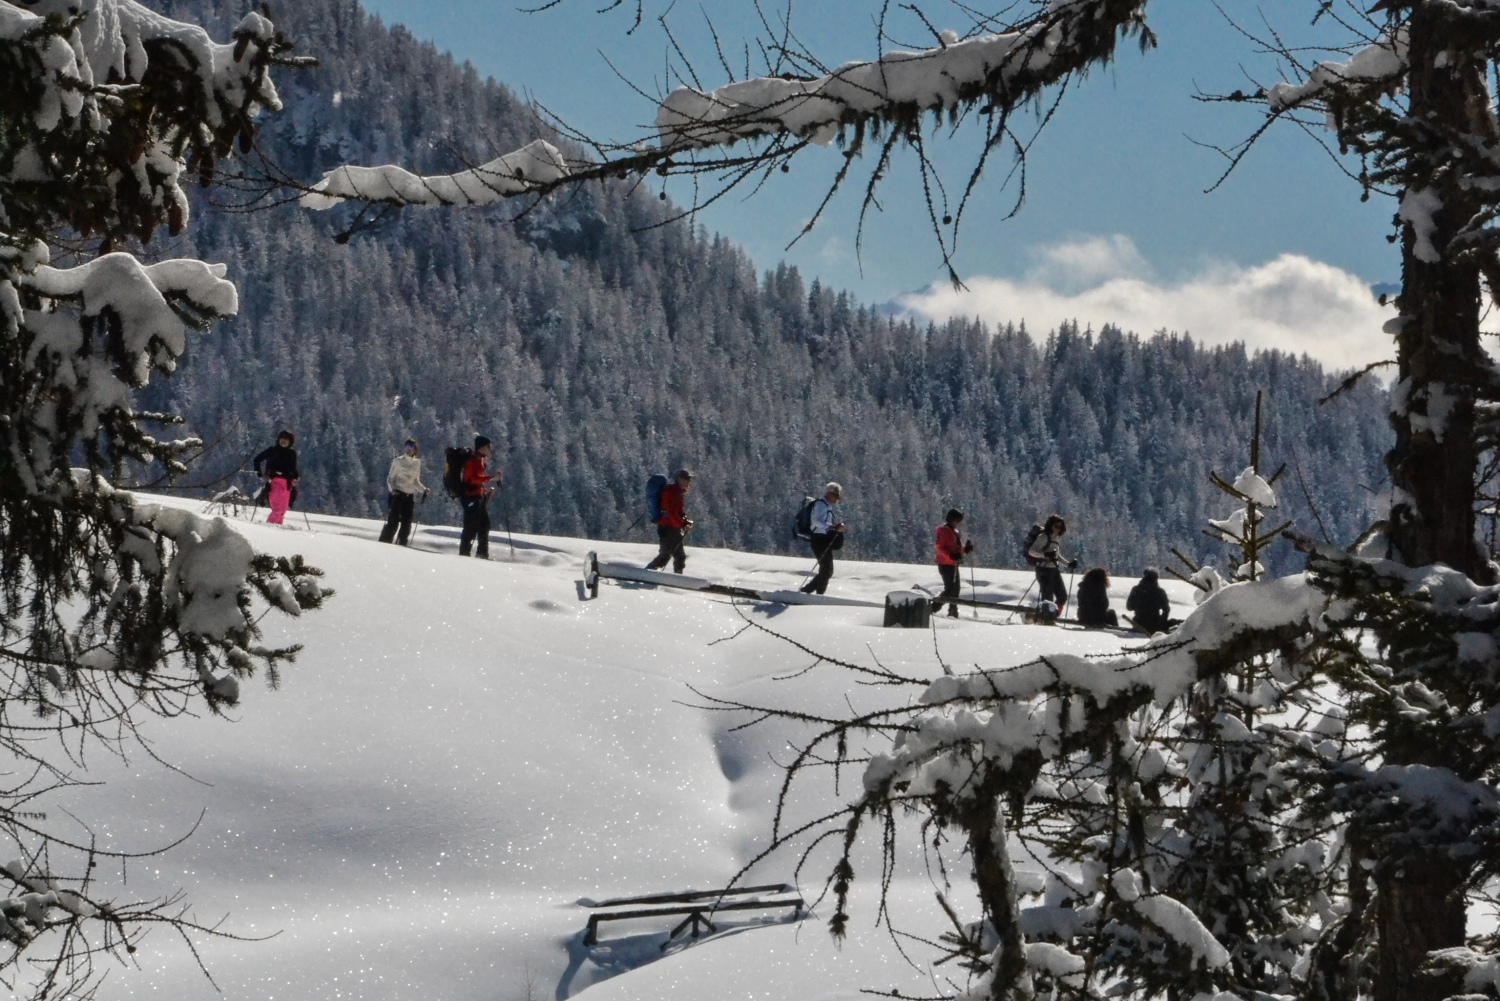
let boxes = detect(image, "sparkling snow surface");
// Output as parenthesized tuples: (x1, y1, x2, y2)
(71, 500, 1192, 1000)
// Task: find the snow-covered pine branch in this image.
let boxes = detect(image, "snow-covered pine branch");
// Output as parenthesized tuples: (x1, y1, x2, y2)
(300, 139, 570, 209)
(0, 2, 324, 994)
(1265, 25, 1408, 118)
(654, 0, 1148, 150)
(300, 0, 1153, 215)
(2, 0, 300, 245)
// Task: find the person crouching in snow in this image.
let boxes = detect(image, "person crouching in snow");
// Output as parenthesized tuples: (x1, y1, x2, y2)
(646, 469, 694, 574)
(934, 508, 974, 618)
(253, 429, 299, 525)
(1076, 567, 1118, 628)
(1026, 514, 1076, 615)
(1127, 567, 1176, 634)
(379, 438, 430, 546)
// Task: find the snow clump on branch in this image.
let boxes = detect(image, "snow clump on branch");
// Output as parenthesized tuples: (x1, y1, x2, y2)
(1266, 26, 1408, 117)
(656, 0, 1134, 150)
(301, 139, 570, 209)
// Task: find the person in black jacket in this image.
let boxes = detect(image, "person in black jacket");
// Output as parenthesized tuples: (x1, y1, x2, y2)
(1126, 567, 1175, 634)
(1076, 567, 1118, 628)
(253, 429, 300, 522)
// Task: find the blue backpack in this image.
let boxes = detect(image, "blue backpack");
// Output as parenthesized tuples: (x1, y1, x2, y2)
(645, 473, 670, 523)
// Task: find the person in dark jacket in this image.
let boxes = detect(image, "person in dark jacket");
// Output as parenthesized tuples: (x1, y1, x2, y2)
(646, 469, 694, 573)
(253, 429, 299, 525)
(800, 482, 846, 595)
(458, 436, 501, 558)
(1076, 567, 1118, 628)
(1126, 567, 1175, 634)
(1026, 514, 1076, 614)
(934, 508, 974, 618)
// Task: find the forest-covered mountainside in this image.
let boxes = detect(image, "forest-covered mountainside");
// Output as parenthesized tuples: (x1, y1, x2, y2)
(142, 0, 1390, 573)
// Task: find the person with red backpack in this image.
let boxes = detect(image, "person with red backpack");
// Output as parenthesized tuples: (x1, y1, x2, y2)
(935, 508, 975, 618)
(1026, 514, 1077, 616)
(458, 436, 501, 558)
(646, 469, 694, 573)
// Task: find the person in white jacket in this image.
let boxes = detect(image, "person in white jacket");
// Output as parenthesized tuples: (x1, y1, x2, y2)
(799, 482, 847, 595)
(379, 438, 430, 545)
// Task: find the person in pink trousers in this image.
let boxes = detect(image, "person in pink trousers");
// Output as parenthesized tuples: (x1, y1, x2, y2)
(253, 429, 300, 525)
(266, 476, 292, 524)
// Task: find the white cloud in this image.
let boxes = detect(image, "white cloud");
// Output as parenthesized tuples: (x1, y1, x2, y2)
(898, 235, 1393, 373)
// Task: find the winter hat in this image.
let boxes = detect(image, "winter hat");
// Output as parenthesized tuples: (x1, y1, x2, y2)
(474, 435, 492, 451)
(277, 429, 295, 444)
(674, 468, 693, 481)
(1143, 567, 1159, 581)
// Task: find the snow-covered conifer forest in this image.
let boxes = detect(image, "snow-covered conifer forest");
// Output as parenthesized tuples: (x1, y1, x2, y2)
(8, 2, 1500, 1001)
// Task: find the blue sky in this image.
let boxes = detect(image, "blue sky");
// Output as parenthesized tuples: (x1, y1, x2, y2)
(358, 0, 1397, 369)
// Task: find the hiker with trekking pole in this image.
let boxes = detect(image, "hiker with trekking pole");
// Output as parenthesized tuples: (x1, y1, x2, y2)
(934, 508, 975, 618)
(798, 482, 846, 595)
(1025, 514, 1077, 622)
(253, 428, 300, 526)
(379, 438, 430, 546)
(645, 468, 694, 574)
(451, 435, 502, 559)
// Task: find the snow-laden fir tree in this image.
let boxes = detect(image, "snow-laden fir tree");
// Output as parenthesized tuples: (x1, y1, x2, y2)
(1172, 390, 1294, 603)
(0, 1, 322, 994)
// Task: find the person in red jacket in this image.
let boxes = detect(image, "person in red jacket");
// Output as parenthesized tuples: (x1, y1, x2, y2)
(459, 435, 502, 558)
(646, 468, 694, 573)
(935, 508, 974, 618)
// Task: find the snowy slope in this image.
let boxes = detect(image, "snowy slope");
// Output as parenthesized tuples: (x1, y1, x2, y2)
(64, 500, 1194, 1001)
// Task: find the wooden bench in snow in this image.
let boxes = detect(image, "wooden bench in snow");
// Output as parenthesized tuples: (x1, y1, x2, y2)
(581, 884, 805, 948)
(583, 552, 880, 607)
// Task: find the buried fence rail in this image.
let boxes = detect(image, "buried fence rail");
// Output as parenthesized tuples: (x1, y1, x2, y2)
(581, 885, 805, 949)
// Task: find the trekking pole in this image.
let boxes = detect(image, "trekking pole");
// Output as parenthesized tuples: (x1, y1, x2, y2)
(1065, 544, 1082, 620)
(1006, 578, 1036, 623)
(502, 492, 516, 559)
(968, 552, 979, 620)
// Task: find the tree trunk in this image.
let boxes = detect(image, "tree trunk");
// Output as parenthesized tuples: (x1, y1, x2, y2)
(1387, 5, 1489, 581)
(1374, 859, 1466, 1001)
(1375, 8, 1485, 998)
(961, 789, 1033, 1001)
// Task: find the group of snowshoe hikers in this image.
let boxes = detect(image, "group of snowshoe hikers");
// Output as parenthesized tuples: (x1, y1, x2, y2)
(251, 430, 1178, 633)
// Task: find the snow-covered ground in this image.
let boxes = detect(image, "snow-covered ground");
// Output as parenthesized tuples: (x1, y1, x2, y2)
(67, 500, 1195, 1001)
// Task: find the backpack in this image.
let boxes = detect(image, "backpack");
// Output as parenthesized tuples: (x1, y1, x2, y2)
(1023, 523, 1045, 566)
(645, 472, 671, 523)
(443, 446, 474, 499)
(793, 496, 818, 540)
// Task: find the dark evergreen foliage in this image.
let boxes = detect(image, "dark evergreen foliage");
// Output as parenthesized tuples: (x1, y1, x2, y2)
(0, 2, 328, 992)
(147, 0, 1388, 576)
